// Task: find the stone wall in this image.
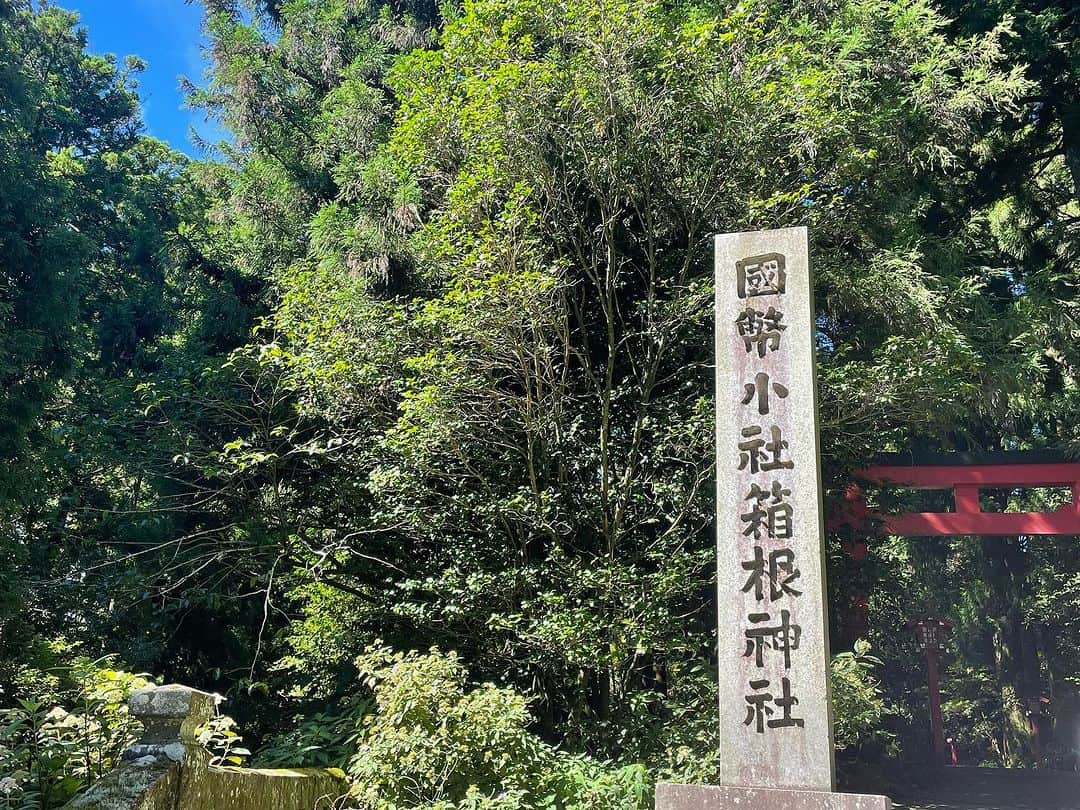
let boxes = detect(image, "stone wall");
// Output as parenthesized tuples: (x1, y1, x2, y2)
(65, 684, 347, 810)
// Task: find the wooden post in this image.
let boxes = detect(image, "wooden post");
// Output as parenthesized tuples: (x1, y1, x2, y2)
(926, 648, 945, 764)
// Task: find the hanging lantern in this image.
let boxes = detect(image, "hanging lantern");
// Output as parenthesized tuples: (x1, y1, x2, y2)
(910, 616, 953, 653)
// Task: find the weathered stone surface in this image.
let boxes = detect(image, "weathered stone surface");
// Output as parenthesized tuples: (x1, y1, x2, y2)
(65, 760, 179, 810)
(656, 783, 892, 810)
(129, 684, 216, 721)
(655, 229, 889, 810)
(65, 684, 348, 810)
(181, 766, 346, 810)
(126, 683, 217, 764)
(714, 227, 833, 790)
(67, 762, 347, 810)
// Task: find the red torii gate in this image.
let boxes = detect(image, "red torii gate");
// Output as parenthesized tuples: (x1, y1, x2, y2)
(833, 449, 1080, 763)
(837, 450, 1080, 537)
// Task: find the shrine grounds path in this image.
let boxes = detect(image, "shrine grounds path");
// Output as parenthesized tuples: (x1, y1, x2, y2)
(889, 766, 1080, 810)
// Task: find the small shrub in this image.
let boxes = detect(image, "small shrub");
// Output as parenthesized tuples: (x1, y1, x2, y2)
(196, 713, 251, 767)
(830, 640, 896, 756)
(345, 647, 651, 810)
(0, 659, 149, 809)
(255, 700, 371, 769)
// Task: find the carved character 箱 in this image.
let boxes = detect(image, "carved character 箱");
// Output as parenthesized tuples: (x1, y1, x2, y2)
(740, 481, 793, 540)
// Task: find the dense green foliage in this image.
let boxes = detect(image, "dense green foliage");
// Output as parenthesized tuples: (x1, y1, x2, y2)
(0, 656, 148, 809)
(346, 648, 650, 809)
(1, 0, 1079, 806)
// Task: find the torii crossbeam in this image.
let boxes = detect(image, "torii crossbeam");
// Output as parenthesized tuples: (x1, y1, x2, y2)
(851, 450, 1080, 537)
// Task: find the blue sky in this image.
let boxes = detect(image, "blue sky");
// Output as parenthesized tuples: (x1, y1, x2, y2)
(66, 0, 223, 156)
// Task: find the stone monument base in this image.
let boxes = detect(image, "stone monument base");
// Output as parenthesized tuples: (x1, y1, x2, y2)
(656, 783, 891, 810)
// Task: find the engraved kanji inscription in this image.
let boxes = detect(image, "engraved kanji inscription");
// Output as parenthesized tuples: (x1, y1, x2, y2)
(743, 610, 802, 668)
(741, 546, 803, 601)
(744, 677, 805, 733)
(737, 426, 795, 474)
(718, 228, 834, 786)
(741, 372, 790, 417)
(737, 252, 786, 298)
(740, 481, 793, 540)
(735, 306, 787, 357)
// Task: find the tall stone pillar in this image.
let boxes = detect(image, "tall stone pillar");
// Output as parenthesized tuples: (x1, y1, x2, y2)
(656, 227, 890, 809)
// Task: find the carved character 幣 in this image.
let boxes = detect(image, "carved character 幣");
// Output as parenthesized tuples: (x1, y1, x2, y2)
(735, 306, 787, 357)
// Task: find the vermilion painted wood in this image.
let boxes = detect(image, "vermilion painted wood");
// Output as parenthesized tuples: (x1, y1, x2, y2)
(883, 509, 1080, 536)
(859, 463, 1080, 488)
(854, 461, 1080, 536)
(954, 484, 980, 514)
